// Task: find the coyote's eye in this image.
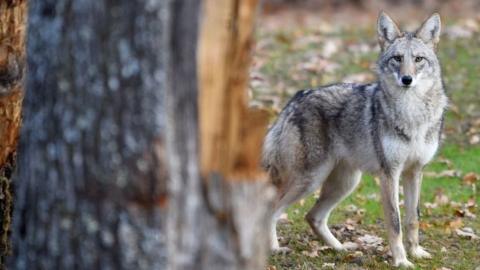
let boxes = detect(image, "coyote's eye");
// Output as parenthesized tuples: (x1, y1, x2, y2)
(392, 55, 402, 62)
(415, 56, 424, 63)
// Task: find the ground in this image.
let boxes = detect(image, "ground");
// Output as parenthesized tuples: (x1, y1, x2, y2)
(250, 12, 480, 270)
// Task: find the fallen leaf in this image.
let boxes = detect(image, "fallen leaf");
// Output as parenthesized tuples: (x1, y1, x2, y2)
(424, 202, 437, 215)
(345, 250, 364, 264)
(463, 172, 479, 185)
(321, 39, 340, 58)
(302, 249, 318, 258)
(343, 241, 359, 250)
(345, 204, 358, 213)
(299, 199, 305, 206)
(434, 191, 450, 206)
(465, 208, 476, 219)
(437, 157, 453, 168)
(454, 209, 466, 217)
(424, 170, 462, 179)
(466, 197, 477, 209)
(456, 227, 479, 240)
(366, 193, 379, 201)
(452, 198, 477, 219)
(322, 262, 335, 269)
(450, 201, 462, 208)
(318, 245, 332, 251)
(356, 234, 383, 249)
(420, 221, 432, 230)
(278, 213, 289, 224)
(446, 218, 464, 232)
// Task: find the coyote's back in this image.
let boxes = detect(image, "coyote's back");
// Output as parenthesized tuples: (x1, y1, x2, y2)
(262, 83, 381, 184)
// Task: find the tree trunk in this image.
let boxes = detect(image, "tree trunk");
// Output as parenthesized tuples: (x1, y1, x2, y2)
(178, 0, 274, 269)
(0, 0, 27, 266)
(10, 1, 176, 269)
(11, 0, 273, 269)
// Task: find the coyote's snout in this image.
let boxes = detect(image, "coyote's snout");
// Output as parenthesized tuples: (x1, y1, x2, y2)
(263, 12, 447, 268)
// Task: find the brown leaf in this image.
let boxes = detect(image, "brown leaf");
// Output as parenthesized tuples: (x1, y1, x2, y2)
(302, 249, 318, 258)
(466, 197, 477, 209)
(420, 221, 432, 230)
(434, 190, 450, 206)
(465, 208, 476, 219)
(463, 172, 479, 185)
(454, 209, 466, 217)
(445, 218, 463, 233)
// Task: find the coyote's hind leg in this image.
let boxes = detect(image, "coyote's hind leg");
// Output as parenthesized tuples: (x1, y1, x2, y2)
(306, 161, 361, 250)
(270, 161, 335, 252)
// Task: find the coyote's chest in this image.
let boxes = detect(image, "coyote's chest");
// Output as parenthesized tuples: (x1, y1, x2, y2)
(382, 123, 439, 168)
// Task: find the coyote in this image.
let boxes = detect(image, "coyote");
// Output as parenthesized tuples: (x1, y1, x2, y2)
(262, 12, 447, 268)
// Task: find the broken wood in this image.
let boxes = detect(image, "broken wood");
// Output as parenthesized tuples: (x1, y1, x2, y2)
(0, 0, 26, 265)
(199, 0, 269, 180)
(173, 0, 275, 269)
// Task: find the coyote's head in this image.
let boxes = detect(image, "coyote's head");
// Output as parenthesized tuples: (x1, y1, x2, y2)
(376, 12, 442, 94)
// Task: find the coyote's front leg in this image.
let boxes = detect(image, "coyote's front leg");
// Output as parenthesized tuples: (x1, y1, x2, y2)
(403, 167, 432, 259)
(380, 171, 413, 268)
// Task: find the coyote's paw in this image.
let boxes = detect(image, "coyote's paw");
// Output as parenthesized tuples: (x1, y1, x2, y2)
(393, 258, 414, 268)
(333, 244, 347, 252)
(410, 246, 432, 259)
(272, 246, 292, 255)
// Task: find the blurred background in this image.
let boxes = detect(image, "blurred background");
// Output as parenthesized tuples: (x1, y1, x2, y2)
(250, 0, 480, 269)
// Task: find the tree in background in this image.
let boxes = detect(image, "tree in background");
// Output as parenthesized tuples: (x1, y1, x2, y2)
(10, 0, 273, 269)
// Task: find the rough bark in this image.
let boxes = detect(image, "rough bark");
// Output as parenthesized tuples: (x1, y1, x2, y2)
(168, 0, 275, 269)
(10, 1, 176, 269)
(0, 0, 27, 265)
(11, 0, 272, 269)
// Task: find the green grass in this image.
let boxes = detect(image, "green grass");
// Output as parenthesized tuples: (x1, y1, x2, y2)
(253, 25, 480, 269)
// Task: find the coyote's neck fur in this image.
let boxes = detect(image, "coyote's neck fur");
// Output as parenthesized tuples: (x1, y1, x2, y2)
(378, 78, 447, 130)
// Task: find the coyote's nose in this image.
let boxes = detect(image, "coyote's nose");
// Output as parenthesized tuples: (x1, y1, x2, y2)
(401, 75, 413, 86)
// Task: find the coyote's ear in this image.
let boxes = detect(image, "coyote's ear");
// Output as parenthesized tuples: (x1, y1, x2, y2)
(377, 11, 401, 50)
(415, 13, 441, 49)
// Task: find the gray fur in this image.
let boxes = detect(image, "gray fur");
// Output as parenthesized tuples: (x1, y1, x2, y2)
(263, 12, 447, 268)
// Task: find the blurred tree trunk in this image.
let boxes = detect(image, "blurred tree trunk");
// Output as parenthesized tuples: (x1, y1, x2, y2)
(0, 0, 27, 266)
(10, 0, 272, 269)
(185, 0, 274, 269)
(10, 1, 176, 269)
